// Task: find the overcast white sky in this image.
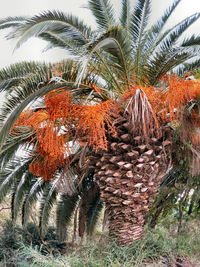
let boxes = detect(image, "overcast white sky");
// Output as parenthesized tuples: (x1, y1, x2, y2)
(0, 0, 199, 69)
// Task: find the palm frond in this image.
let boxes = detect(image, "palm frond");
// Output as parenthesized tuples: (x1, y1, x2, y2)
(0, 127, 34, 168)
(130, 0, 151, 41)
(55, 166, 78, 196)
(39, 181, 57, 238)
(77, 26, 131, 90)
(0, 61, 45, 93)
(150, 0, 181, 36)
(155, 13, 200, 52)
(4, 11, 92, 50)
(0, 159, 30, 204)
(56, 193, 78, 242)
(140, 0, 181, 72)
(0, 70, 49, 148)
(130, 0, 151, 74)
(78, 182, 100, 238)
(120, 0, 131, 29)
(181, 35, 200, 47)
(0, 16, 27, 30)
(22, 178, 45, 226)
(175, 58, 200, 76)
(86, 194, 103, 236)
(88, 0, 115, 30)
(39, 32, 81, 56)
(12, 171, 34, 222)
(147, 47, 199, 85)
(10, 168, 32, 222)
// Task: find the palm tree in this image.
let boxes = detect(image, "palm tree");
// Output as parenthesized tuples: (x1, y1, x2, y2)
(0, 0, 200, 245)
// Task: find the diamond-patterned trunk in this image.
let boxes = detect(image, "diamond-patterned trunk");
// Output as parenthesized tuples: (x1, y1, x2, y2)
(89, 116, 172, 246)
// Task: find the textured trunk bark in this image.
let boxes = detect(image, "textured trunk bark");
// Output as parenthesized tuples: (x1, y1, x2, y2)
(89, 115, 172, 245)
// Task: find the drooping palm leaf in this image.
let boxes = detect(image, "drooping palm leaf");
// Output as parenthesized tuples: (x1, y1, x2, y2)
(0, 16, 27, 30)
(12, 171, 34, 222)
(39, 181, 57, 238)
(56, 193, 79, 242)
(86, 194, 103, 236)
(176, 58, 200, 76)
(77, 26, 131, 91)
(0, 159, 30, 203)
(5, 11, 93, 50)
(22, 178, 45, 226)
(0, 127, 34, 168)
(39, 32, 81, 56)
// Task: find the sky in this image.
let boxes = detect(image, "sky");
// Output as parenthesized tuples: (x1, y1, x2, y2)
(0, 0, 199, 69)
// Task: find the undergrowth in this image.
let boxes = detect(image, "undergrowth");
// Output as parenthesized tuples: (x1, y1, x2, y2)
(18, 223, 200, 267)
(0, 219, 199, 267)
(0, 220, 65, 267)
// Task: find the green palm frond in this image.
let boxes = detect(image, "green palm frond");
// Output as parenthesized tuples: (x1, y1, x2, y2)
(150, 0, 181, 36)
(0, 127, 34, 168)
(77, 26, 131, 90)
(140, 0, 181, 71)
(3, 11, 93, 50)
(120, 0, 131, 29)
(88, 0, 115, 30)
(155, 13, 200, 52)
(181, 35, 200, 47)
(130, 0, 151, 42)
(0, 71, 49, 148)
(76, 176, 101, 238)
(56, 193, 79, 242)
(40, 32, 82, 56)
(130, 0, 151, 73)
(86, 194, 103, 236)
(39, 181, 57, 238)
(10, 169, 33, 223)
(141, 13, 200, 83)
(0, 16, 27, 30)
(175, 58, 200, 76)
(0, 61, 46, 93)
(12, 171, 34, 222)
(0, 159, 30, 203)
(22, 178, 45, 226)
(147, 46, 199, 85)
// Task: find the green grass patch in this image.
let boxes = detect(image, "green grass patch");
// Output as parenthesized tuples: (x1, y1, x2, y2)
(17, 224, 200, 267)
(0, 219, 199, 267)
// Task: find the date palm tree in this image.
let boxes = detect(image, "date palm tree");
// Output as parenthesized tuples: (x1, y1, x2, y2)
(0, 0, 200, 245)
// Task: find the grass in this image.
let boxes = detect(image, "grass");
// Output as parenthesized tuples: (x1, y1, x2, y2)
(0, 210, 199, 267)
(16, 223, 200, 267)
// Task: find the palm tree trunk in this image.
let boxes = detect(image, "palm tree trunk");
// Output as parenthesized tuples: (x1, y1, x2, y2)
(89, 116, 172, 245)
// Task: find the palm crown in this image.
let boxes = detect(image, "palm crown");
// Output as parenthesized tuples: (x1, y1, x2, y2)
(0, 0, 200, 245)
